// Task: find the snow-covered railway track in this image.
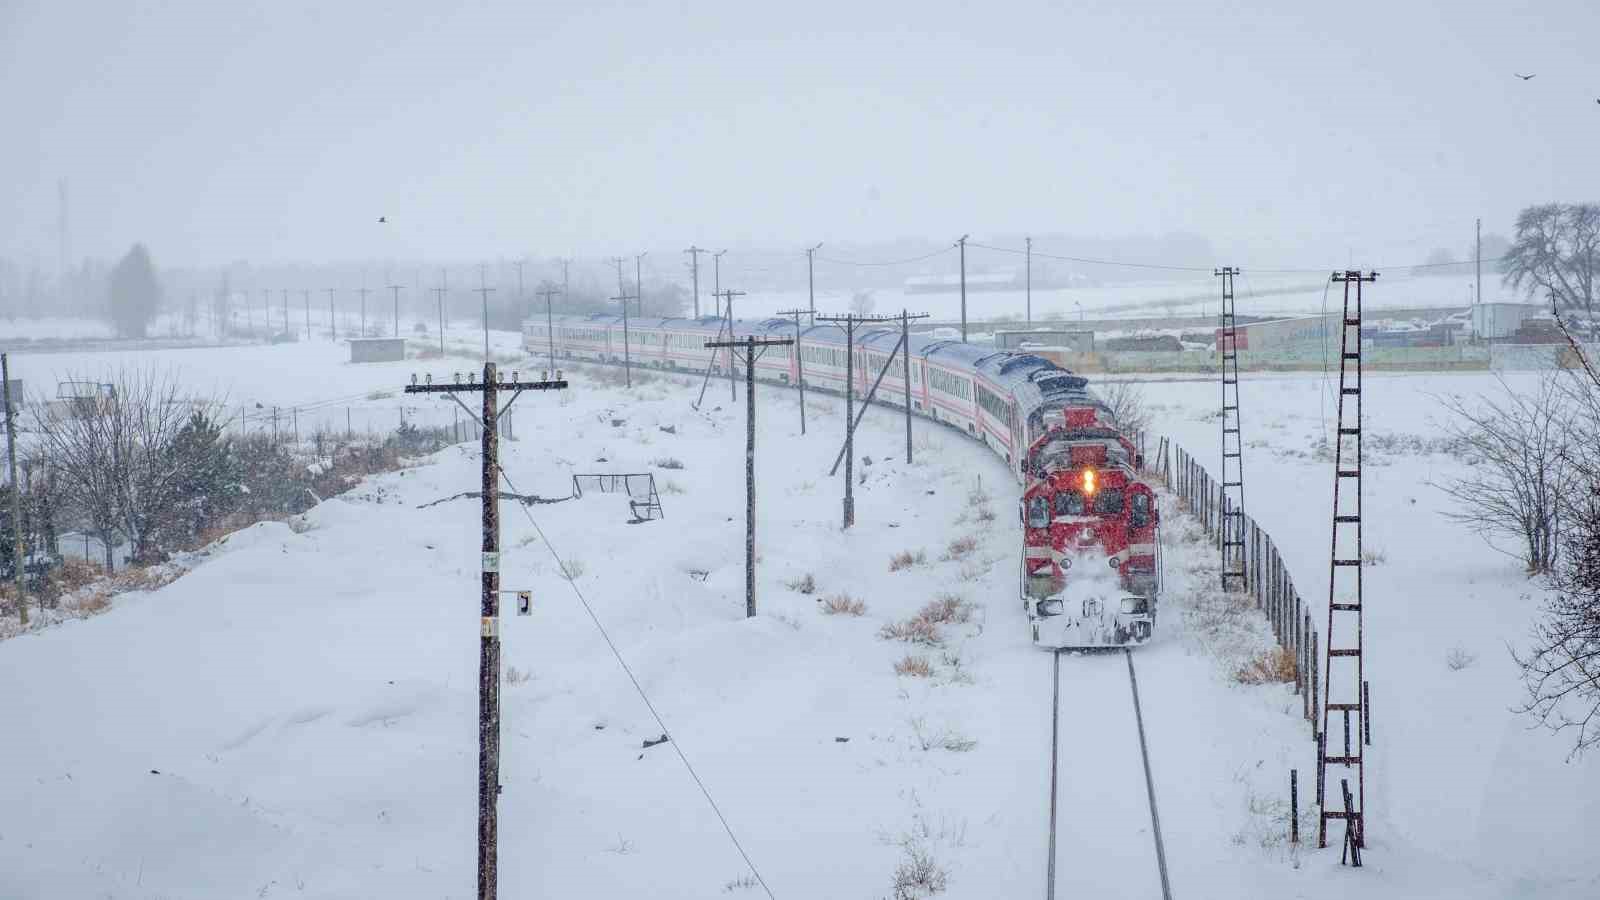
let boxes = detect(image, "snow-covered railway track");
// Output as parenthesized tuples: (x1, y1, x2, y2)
(1047, 648, 1173, 900)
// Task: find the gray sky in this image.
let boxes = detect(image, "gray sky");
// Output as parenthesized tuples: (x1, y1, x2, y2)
(2, 0, 1596, 270)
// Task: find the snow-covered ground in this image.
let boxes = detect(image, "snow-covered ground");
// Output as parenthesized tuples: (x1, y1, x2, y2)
(1, 335, 1595, 898)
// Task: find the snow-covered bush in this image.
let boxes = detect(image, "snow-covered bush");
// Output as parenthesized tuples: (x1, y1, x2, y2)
(1446, 646, 1477, 671)
(919, 593, 973, 625)
(890, 846, 949, 900)
(940, 535, 978, 562)
(785, 572, 816, 594)
(559, 558, 586, 581)
(881, 618, 942, 646)
(1234, 646, 1297, 685)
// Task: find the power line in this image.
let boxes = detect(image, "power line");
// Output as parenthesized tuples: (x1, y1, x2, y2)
(814, 246, 954, 267)
(496, 466, 777, 900)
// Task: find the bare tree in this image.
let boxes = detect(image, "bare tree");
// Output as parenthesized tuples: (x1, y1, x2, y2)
(1433, 374, 1569, 574)
(1515, 370, 1600, 756)
(1099, 379, 1152, 437)
(31, 368, 221, 568)
(1503, 202, 1600, 318)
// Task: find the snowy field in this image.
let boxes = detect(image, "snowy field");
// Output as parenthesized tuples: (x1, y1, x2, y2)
(1, 335, 1596, 898)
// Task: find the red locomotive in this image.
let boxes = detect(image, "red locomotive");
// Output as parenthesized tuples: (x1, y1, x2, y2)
(1020, 407, 1161, 647)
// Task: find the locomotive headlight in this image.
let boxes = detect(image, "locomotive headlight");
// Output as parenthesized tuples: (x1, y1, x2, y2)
(1081, 467, 1097, 496)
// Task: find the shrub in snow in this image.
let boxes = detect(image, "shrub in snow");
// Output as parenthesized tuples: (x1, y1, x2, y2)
(1361, 548, 1387, 566)
(888, 549, 926, 572)
(821, 594, 866, 616)
(909, 716, 977, 752)
(894, 655, 933, 677)
(504, 665, 532, 685)
(652, 457, 685, 470)
(785, 573, 816, 594)
(559, 558, 586, 581)
(891, 845, 949, 899)
(722, 875, 760, 893)
(1446, 646, 1477, 671)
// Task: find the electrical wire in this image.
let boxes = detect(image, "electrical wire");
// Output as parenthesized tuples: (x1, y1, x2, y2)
(496, 466, 778, 900)
(815, 246, 954, 267)
(966, 241, 1216, 273)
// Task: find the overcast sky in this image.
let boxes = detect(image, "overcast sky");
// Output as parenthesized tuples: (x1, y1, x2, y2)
(2, 0, 1596, 271)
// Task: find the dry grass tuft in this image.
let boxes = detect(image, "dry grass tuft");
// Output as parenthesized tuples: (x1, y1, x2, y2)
(918, 593, 973, 626)
(891, 845, 949, 899)
(894, 654, 933, 677)
(880, 617, 943, 646)
(940, 535, 979, 562)
(504, 665, 532, 685)
(821, 594, 866, 616)
(1446, 645, 1477, 670)
(1234, 645, 1298, 685)
(888, 549, 927, 572)
(559, 558, 587, 581)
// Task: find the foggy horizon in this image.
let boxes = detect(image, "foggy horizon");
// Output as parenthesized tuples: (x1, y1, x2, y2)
(3, 0, 1597, 273)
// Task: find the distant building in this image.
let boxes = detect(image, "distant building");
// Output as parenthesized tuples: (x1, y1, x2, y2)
(993, 329, 1095, 352)
(1471, 302, 1545, 341)
(1214, 314, 1339, 351)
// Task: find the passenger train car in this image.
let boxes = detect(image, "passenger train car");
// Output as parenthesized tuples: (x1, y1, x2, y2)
(525, 312, 1161, 647)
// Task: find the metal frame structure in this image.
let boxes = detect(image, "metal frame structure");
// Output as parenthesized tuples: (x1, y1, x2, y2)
(1216, 267, 1247, 592)
(1318, 269, 1377, 855)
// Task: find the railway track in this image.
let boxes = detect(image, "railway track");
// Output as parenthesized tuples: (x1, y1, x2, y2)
(1046, 648, 1173, 900)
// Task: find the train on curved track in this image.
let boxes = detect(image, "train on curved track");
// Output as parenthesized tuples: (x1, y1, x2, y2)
(525, 312, 1162, 648)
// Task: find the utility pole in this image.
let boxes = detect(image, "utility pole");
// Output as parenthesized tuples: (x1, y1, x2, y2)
(1025, 236, 1032, 325)
(818, 312, 924, 490)
(702, 335, 792, 618)
(476, 265, 495, 360)
(282, 289, 290, 334)
(515, 259, 525, 320)
(777, 308, 810, 434)
(899, 309, 930, 464)
(3, 354, 24, 624)
(437, 268, 448, 355)
(816, 313, 863, 528)
(303, 290, 311, 341)
(715, 288, 745, 401)
(956, 234, 970, 342)
(635, 251, 648, 317)
(325, 289, 337, 339)
(1475, 217, 1482, 307)
(389, 285, 404, 338)
(806, 242, 823, 325)
(684, 246, 706, 318)
(713, 250, 726, 313)
(357, 286, 372, 337)
(536, 284, 561, 372)
(561, 259, 570, 321)
(612, 276, 638, 391)
(402, 364, 567, 900)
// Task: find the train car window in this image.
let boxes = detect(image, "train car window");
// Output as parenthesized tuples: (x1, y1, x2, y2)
(1027, 496, 1050, 528)
(1096, 489, 1125, 515)
(1130, 493, 1150, 528)
(1055, 491, 1084, 516)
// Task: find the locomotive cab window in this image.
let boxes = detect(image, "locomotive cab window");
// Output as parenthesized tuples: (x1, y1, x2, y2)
(1054, 491, 1084, 517)
(1130, 493, 1151, 527)
(1096, 489, 1125, 515)
(1027, 496, 1050, 528)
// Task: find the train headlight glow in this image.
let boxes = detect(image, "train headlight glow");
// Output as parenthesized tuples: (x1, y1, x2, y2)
(1082, 467, 1097, 495)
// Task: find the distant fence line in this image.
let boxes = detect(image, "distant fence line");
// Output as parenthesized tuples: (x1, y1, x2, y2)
(1148, 435, 1322, 739)
(232, 399, 518, 446)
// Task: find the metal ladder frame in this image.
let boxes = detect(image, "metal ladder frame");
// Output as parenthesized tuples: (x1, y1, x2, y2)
(1215, 267, 1247, 592)
(1318, 270, 1376, 852)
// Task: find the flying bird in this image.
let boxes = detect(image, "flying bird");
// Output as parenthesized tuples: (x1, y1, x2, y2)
(1515, 73, 1536, 81)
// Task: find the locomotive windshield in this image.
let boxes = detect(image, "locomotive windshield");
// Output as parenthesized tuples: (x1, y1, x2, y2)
(1130, 493, 1151, 527)
(1054, 491, 1085, 517)
(1095, 489, 1125, 515)
(1027, 496, 1050, 528)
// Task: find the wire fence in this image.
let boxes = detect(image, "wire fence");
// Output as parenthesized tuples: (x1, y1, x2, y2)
(231, 398, 520, 447)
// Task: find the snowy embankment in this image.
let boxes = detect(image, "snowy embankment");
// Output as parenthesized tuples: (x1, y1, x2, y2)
(2, 334, 1590, 897)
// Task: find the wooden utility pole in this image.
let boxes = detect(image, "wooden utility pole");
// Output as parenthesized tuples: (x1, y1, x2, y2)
(536, 285, 561, 371)
(899, 310, 929, 463)
(303, 290, 312, 341)
(475, 266, 495, 360)
(1025, 236, 1032, 325)
(635, 251, 648, 318)
(357, 286, 373, 336)
(402, 363, 567, 900)
(389, 285, 404, 337)
(714, 289, 745, 401)
(806, 242, 823, 325)
(611, 287, 638, 388)
(1475, 217, 1482, 307)
(776, 309, 810, 434)
(956, 234, 970, 342)
(325, 289, 337, 339)
(3, 354, 24, 624)
(703, 336, 793, 617)
(684, 246, 706, 318)
(282, 289, 290, 334)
